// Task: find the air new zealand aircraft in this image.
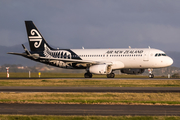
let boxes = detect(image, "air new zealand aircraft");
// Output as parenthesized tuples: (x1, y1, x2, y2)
(8, 21, 173, 78)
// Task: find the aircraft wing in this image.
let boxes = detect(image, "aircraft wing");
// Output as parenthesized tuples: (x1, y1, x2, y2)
(39, 57, 110, 65)
(8, 52, 112, 65)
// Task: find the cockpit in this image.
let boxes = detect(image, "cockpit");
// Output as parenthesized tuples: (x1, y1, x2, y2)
(155, 53, 167, 57)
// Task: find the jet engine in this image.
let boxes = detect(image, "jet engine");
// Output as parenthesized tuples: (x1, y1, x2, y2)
(89, 64, 112, 74)
(121, 69, 145, 75)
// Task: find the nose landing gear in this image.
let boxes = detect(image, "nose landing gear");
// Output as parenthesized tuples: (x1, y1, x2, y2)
(148, 68, 154, 78)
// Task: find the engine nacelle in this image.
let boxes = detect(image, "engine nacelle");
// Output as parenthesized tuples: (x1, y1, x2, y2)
(89, 64, 112, 74)
(121, 69, 145, 75)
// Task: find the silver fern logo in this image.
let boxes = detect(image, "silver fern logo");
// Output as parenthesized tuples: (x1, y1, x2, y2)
(43, 44, 71, 59)
(29, 29, 42, 48)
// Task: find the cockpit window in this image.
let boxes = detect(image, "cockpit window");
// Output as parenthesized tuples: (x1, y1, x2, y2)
(155, 53, 167, 57)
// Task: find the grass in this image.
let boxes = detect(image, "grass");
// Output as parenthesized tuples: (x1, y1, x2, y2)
(0, 92, 180, 105)
(0, 79, 180, 87)
(0, 115, 180, 120)
(0, 72, 163, 78)
(0, 73, 179, 118)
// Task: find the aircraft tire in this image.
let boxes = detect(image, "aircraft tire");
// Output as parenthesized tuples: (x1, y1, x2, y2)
(84, 73, 92, 78)
(149, 74, 154, 78)
(107, 73, 115, 78)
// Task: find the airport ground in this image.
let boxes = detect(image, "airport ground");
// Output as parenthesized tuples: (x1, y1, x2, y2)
(0, 115, 180, 120)
(0, 72, 171, 78)
(0, 73, 180, 119)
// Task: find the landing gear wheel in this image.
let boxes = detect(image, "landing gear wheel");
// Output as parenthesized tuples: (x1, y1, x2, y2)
(107, 73, 115, 78)
(84, 73, 92, 78)
(148, 68, 154, 78)
(149, 74, 154, 78)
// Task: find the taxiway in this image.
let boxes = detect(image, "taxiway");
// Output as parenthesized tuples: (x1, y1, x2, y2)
(0, 103, 180, 116)
(0, 86, 180, 93)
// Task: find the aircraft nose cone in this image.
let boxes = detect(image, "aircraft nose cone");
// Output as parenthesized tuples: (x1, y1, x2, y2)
(167, 57, 173, 66)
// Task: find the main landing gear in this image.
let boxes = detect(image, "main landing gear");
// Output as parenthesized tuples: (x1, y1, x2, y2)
(84, 72, 92, 78)
(148, 68, 154, 78)
(107, 73, 115, 78)
(84, 71, 115, 78)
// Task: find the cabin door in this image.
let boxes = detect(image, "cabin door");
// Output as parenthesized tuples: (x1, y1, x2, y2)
(143, 50, 150, 61)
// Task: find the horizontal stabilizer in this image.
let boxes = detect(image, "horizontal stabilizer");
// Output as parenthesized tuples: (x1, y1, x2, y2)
(7, 52, 27, 56)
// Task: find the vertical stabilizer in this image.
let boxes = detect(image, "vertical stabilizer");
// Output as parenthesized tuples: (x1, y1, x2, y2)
(25, 21, 52, 51)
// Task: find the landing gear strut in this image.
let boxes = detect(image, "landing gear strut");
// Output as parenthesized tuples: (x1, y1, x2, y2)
(107, 73, 115, 78)
(84, 72, 92, 78)
(148, 68, 154, 78)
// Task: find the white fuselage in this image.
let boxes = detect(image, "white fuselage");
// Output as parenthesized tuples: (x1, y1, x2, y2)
(71, 48, 173, 70)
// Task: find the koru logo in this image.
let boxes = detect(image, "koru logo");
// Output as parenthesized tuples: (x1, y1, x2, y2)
(29, 29, 42, 48)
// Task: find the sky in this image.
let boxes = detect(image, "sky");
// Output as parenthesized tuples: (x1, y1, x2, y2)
(1, 0, 180, 51)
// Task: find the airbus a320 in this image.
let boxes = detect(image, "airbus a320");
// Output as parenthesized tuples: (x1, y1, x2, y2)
(8, 21, 173, 78)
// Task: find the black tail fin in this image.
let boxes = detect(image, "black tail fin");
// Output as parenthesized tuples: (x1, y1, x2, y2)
(25, 21, 52, 51)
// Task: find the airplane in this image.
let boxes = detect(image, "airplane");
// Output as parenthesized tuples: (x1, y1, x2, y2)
(8, 21, 173, 78)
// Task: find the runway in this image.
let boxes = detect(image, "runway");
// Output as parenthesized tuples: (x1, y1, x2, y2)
(1, 103, 180, 116)
(0, 86, 180, 93)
